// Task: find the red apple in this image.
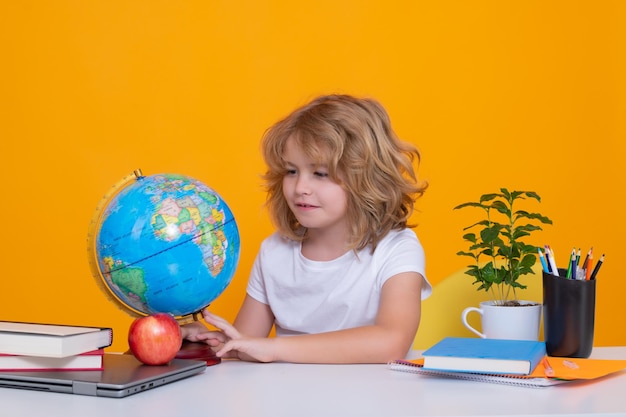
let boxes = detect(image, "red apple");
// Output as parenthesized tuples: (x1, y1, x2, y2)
(128, 313, 182, 365)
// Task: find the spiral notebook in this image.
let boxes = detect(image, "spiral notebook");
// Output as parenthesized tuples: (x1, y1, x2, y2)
(388, 356, 626, 388)
(388, 359, 563, 388)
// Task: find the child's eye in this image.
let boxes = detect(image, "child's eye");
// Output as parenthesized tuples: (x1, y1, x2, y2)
(285, 169, 297, 176)
(314, 171, 329, 178)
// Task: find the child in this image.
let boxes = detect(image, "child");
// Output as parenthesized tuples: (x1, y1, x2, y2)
(183, 94, 432, 363)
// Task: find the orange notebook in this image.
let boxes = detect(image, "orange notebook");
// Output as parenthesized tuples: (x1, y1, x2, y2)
(388, 356, 626, 388)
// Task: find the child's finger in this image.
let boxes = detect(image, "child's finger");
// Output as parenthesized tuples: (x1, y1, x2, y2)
(202, 310, 241, 339)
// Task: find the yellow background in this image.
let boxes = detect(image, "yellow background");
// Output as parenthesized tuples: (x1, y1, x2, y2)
(1, 1, 624, 353)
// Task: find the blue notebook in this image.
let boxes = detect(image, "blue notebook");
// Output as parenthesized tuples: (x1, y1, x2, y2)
(422, 337, 546, 375)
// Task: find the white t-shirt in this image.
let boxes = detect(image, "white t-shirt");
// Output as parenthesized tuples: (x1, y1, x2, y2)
(246, 228, 432, 336)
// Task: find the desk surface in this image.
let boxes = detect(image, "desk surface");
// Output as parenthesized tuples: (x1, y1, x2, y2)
(2, 347, 626, 417)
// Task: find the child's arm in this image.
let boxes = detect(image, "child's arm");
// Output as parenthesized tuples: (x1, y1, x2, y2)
(205, 271, 423, 363)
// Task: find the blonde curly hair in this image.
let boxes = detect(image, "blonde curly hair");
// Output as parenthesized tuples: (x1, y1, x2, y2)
(261, 94, 428, 251)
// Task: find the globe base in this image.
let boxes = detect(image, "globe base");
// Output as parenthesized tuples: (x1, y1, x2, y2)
(175, 340, 221, 366)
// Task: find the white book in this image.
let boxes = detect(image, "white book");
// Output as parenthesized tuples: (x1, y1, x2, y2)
(0, 321, 112, 358)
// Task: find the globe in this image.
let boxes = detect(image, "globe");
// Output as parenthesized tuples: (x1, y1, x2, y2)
(87, 170, 240, 321)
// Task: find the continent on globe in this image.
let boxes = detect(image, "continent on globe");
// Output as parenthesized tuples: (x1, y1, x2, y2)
(88, 170, 240, 319)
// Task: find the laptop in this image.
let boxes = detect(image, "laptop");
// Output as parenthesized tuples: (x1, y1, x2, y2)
(0, 353, 207, 398)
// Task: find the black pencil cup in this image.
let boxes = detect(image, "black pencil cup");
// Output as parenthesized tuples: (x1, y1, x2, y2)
(543, 269, 596, 358)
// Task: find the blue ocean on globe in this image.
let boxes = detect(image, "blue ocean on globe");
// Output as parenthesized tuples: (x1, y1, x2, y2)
(93, 173, 240, 317)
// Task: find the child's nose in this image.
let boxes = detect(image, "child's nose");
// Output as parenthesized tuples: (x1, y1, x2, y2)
(295, 176, 312, 195)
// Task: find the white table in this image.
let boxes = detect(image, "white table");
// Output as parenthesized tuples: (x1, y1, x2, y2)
(2, 347, 626, 417)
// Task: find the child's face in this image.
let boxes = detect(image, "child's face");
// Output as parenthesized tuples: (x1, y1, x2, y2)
(282, 137, 348, 236)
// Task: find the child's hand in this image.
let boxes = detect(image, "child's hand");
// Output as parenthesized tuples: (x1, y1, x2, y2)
(180, 318, 226, 348)
(202, 310, 277, 362)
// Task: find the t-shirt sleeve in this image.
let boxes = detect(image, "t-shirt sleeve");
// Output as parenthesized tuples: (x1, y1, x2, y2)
(246, 251, 269, 304)
(378, 229, 432, 299)
(246, 235, 278, 305)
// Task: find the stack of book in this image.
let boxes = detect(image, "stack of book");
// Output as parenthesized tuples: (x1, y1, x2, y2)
(0, 321, 113, 371)
(389, 337, 626, 388)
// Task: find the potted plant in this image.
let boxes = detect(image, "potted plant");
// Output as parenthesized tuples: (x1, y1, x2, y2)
(454, 188, 553, 305)
(454, 188, 553, 340)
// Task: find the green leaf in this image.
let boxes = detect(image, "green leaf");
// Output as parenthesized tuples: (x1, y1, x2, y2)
(514, 211, 553, 224)
(464, 267, 480, 278)
(510, 281, 527, 290)
(509, 190, 524, 200)
(479, 193, 503, 203)
(462, 220, 491, 231)
(522, 191, 541, 202)
(519, 254, 537, 268)
(480, 225, 501, 243)
(491, 200, 510, 216)
(462, 233, 477, 243)
(499, 188, 511, 199)
(498, 245, 512, 257)
(453, 202, 486, 210)
(511, 229, 531, 240)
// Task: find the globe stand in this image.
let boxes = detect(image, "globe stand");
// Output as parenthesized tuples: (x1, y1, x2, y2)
(175, 341, 221, 366)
